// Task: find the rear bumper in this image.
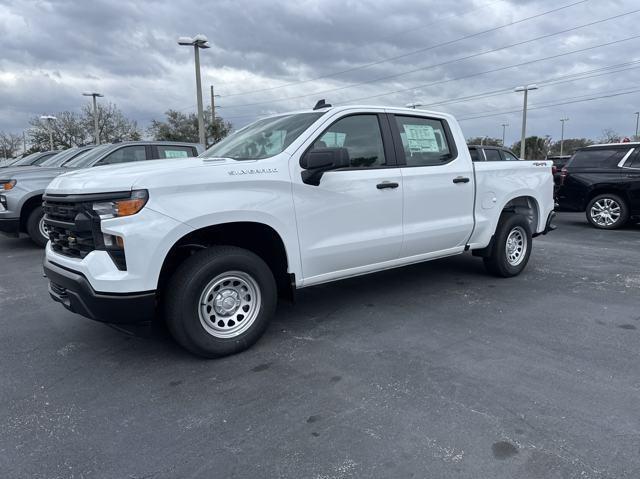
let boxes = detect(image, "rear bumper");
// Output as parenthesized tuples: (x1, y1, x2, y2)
(0, 217, 19, 237)
(533, 211, 557, 237)
(43, 258, 156, 324)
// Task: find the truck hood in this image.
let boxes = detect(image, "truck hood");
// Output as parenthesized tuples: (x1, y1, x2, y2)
(46, 157, 232, 194)
(0, 166, 66, 180)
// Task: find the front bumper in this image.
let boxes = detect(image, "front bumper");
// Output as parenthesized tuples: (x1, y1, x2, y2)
(0, 217, 19, 237)
(44, 258, 156, 324)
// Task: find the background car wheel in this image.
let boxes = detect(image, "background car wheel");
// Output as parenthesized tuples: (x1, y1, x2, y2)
(165, 246, 277, 358)
(26, 206, 48, 247)
(483, 213, 532, 278)
(586, 194, 629, 230)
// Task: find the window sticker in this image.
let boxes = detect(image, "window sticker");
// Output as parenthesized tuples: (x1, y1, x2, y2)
(164, 150, 189, 158)
(403, 124, 440, 153)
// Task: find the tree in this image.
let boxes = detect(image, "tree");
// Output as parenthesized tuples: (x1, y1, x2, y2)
(148, 107, 232, 146)
(81, 102, 140, 144)
(547, 138, 593, 156)
(0, 132, 23, 158)
(26, 102, 140, 152)
(598, 128, 620, 144)
(466, 136, 503, 146)
(510, 136, 551, 160)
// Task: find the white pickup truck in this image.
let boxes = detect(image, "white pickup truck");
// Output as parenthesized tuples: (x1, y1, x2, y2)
(43, 104, 555, 357)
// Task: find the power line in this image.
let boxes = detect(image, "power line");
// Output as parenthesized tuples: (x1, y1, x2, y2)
(221, 7, 639, 108)
(337, 34, 640, 104)
(457, 88, 640, 121)
(221, 0, 587, 97)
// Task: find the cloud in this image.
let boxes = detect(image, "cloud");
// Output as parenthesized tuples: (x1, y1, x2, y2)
(0, 0, 639, 144)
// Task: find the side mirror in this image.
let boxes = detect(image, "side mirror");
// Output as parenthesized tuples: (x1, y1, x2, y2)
(300, 147, 350, 185)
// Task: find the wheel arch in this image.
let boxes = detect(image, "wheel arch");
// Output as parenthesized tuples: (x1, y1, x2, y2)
(157, 221, 295, 302)
(500, 195, 540, 234)
(584, 186, 629, 210)
(19, 193, 44, 232)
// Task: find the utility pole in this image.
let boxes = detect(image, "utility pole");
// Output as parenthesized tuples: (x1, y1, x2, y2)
(22, 131, 26, 154)
(178, 35, 210, 147)
(515, 84, 538, 159)
(635, 112, 639, 140)
(501, 123, 509, 146)
(40, 115, 57, 150)
(560, 118, 569, 156)
(82, 92, 104, 144)
(210, 85, 220, 146)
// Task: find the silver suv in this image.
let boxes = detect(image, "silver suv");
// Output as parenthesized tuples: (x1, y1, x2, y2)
(0, 141, 203, 246)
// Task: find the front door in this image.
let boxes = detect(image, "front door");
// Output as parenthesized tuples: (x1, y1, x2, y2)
(292, 113, 403, 285)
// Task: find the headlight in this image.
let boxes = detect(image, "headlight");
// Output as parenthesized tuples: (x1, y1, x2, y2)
(92, 189, 148, 219)
(1, 179, 16, 190)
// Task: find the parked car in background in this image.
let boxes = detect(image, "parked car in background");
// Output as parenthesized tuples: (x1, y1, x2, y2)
(556, 142, 640, 229)
(468, 145, 521, 161)
(0, 141, 203, 246)
(0, 150, 57, 168)
(42, 105, 554, 357)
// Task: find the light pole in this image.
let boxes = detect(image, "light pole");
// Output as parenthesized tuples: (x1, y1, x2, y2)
(40, 115, 57, 150)
(405, 102, 423, 109)
(635, 112, 639, 140)
(210, 85, 222, 146)
(82, 92, 104, 145)
(515, 84, 538, 159)
(501, 123, 509, 146)
(178, 34, 210, 146)
(559, 118, 569, 156)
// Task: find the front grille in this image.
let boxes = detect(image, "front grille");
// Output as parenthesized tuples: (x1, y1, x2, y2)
(43, 199, 97, 259)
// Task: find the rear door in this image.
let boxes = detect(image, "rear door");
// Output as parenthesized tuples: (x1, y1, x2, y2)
(291, 112, 404, 284)
(621, 148, 640, 213)
(389, 114, 475, 257)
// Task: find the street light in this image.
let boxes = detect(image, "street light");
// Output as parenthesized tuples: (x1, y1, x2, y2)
(514, 84, 538, 158)
(39, 115, 57, 150)
(82, 92, 104, 145)
(501, 123, 509, 146)
(178, 34, 210, 146)
(559, 117, 569, 156)
(634, 112, 639, 140)
(405, 102, 423, 109)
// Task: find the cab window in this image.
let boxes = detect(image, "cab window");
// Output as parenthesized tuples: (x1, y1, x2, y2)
(156, 145, 196, 159)
(394, 116, 452, 167)
(96, 146, 147, 166)
(469, 148, 481, 161)
(313, 115, 385, 168)
(501, 150, 520, 161)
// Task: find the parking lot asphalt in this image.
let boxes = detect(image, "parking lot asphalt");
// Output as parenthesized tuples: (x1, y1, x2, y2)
(1, 212, 639, 479)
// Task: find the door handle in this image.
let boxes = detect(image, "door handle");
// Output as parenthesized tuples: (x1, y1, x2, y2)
(376, 181, 399, 189)
(453, 176, 470, 184)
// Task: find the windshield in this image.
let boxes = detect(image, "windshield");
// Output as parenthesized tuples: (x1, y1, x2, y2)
(201, 112, 324, 160)
(65, 144, 113, 168)
(7, 152, 45, 167)
(40, 148, 91, 168)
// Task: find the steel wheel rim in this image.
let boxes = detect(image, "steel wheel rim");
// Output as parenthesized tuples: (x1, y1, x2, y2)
(505, 226, 527, 266)
(38, 216, 49, 239)
(590, 198, 621, 227)
(198, 271, 261, 339)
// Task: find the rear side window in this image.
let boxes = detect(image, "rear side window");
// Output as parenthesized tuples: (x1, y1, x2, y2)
(156, 146, 195, 159)
(315, 114, 386, 168)
(502, 150, 519, 161)
(568, 148, 629, 168)
(394, 116, 452, 167)
(96, 146, 147, 166)
(484, 149, 502, 161)
(625, 149, 640, 168)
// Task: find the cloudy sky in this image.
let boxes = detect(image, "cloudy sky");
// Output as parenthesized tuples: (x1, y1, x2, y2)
(1, 0, 639, 145)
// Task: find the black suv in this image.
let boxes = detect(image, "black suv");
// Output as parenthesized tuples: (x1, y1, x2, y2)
(556, 143, 640, 229)
(468, 145, 521, 162)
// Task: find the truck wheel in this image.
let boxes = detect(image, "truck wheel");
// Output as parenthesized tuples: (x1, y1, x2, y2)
(483, 214, 532, 277)
(26, 206, 49, 247)
(586, 194, 629, 229)
(165, 246, 277, 358)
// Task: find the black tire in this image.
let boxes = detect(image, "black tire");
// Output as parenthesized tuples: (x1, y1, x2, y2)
(585, 193, 629, 230)
(26, 206, 48, 247)
(483, 213, 532, 278)
(164, 246, 277, 358)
